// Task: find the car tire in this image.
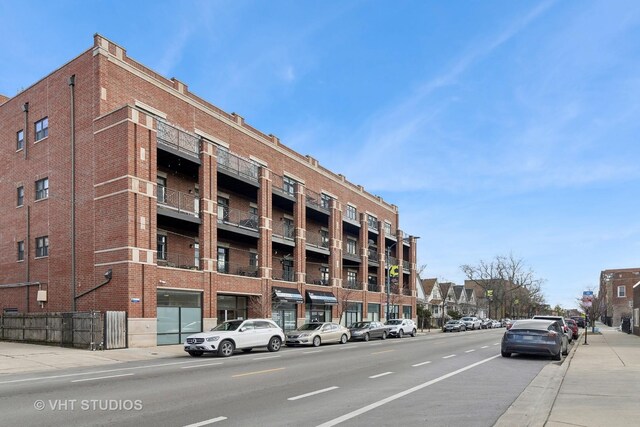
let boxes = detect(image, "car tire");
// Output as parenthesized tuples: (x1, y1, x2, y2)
(340, 334, 348, 344)
(562, 342, 568, 356)
(267, 336, 282, 352)
(501, 351, 511, 358)
(241, 348, 253, 353)
(381, 332, 387, 340)
(411, 328, 417, 337)
(217, 340, 235, 357)
(187, 351, 203, 357)
(312, 336, 321, 347)
(364, 333, 370, 342)
(553, 350, 562, 361)
(398, 329, 404, 338)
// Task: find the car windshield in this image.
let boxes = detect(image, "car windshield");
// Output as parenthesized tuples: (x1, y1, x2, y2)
(350, 322, 370, 328)
(386, 320, 402, 325)
(297, 323, 322, 331)
(211, 320, 243, 331)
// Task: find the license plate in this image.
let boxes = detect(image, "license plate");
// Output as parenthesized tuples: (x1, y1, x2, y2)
(190, 345, 197, 350)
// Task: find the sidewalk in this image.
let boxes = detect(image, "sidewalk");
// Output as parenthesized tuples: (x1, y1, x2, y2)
(496, 322, 640, 427)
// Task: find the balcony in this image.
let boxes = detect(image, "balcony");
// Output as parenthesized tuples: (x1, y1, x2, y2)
(368, 247, 379, 265)
(157, 121, 200, 163)
(368, 283, 380, 292)
(272, 173, 296, 202)
(344, 281, 362, 290)
(157, 187, 201, 224)
(272, 221, 295, 246)
(305, 276, 330, 286)
(158, 252, 199, 270)
(403, 287, 413, 296)
(306, 232, 330, 255)
(305, 188, 330, 214)
(272, 268, 295, 282)
(216, 261, 259, 277)
(217, 207, 259, 237)
(217, 148, 259, 185)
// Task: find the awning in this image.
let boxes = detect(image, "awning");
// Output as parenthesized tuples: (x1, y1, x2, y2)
(272, 286, 304, 304)
(305, 290, 338, 305)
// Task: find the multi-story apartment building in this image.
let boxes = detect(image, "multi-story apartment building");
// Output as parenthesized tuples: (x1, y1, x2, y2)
(599, 268, 639, 327)
(0, 35, 418, 347)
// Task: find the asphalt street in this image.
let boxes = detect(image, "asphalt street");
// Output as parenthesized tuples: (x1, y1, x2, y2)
(0, 328, 560, 427)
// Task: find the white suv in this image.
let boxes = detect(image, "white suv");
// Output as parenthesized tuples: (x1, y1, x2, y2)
(385, 319, 417, 338)
(460, 316, 482, 330)
(184, 318, 284, 357)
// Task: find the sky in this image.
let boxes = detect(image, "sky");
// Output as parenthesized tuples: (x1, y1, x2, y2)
(1, 1, 639, 309)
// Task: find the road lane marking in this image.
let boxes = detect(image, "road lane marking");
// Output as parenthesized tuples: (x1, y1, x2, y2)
(371, 349, 395, 355)
(316, 355, 500, 427)
(183, 416, 227, 427)
(443, 354, 456, 359)
(412, 361, 431, 367)
(368, 342, 382, 346)
(232, 367, 284, 378)
(252, 355, 281, 361)
(71, 373, 134, 383)
(465, 349, 475, 353)
(303, 350, 323, 354)
(481, 346, 489, 349)
(369, 372, 393, 379)
(493, 343, 500, 346)
(288, 386, 339, 401)
(181, 362, 224, 369)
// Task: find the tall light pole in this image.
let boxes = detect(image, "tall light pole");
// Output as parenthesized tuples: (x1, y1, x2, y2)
(385, 244, 395, 321)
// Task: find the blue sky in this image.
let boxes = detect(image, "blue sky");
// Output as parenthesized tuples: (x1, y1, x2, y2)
(2, 1, 639, 309)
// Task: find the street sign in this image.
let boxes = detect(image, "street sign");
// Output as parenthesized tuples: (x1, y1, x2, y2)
(389, 265, 399, 277)
(582, 290, 594, 307)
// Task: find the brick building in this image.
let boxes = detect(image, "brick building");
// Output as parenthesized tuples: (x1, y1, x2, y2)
(0, 35, 418, 347)
(599, 268, 639, 328)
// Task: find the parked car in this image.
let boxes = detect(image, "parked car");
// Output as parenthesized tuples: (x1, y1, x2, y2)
(385, 318, 417, 338)
(491, 320, 502, 328)
(501, 319, 569, 360)
(565, 318, 579, 340)
(505, 319, 516, 330)
(348, 321, 389, 341)
(571, 316, 586, 328)
(532, 315, 572, 343)
(501, 318, 512, 327)
(460, 316, 482, 330)
(444, 319, 467, 332)
(481, 318, 494, 329)
(286, 322, 350, 347)
(184, 318, 284, 357)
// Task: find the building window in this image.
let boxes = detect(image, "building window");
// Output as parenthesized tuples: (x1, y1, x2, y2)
(217, 197, 229, 222)
(17, 186, 24, 207)
(617, 286, 626, 298)
(35, 117, 48, 141)
(157, 235, 167, 261)
(217, 247, 229, 274)
(344, 302, 362, 326)
(367, 214, 377, 230)
(367, 303, 380, 321)
(249, 206, 258, 224)
(157, 176, 167, 203)
(193, 242, 200, 268)
(346, 205, 357, 221)
(384, 222, 392, 236)
(16, 130, 24, 150)
(320, 229, 329, 248)
(347, 270, 357, 286)
(320, 193, 332, 209)
(17, 241, 25, 261)
(319, 266, 329, 285)
(249, 252, 258, 268)
(347, 238, 357, 255)
(403, 305, 412, 319)
(35, 178, 48, 200)
(283, 218, 294, 239)
(35, 236, 48, 258)
(283, 176, 296, 195)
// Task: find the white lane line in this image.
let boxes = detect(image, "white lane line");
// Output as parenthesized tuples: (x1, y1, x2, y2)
(412, 361, 431, 367)
(303, 350, 323, 354)
(368, 342, 382, 346)
(0, 359, 208, 384)
(465, 349, 475, 353)
(481, 346, 489, 349)
(288, 386, 339, 401)
(493, 343, 500, 346)
(443, 354, 456, 359)
(181, 362, 224, 369)
(252, 355, 281, 361)
(316, 355, 500, 427)
(183, 416, 228, 427)
(369, 372, 393, 379)
(71, 373, 134, 383)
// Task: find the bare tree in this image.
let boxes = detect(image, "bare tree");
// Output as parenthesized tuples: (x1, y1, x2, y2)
(336, 286, 359, 326)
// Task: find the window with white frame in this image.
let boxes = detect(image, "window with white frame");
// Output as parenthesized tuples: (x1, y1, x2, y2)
(35, 236, 48, 258)
(384, 222, 392, 236)
(319, 266, 329, 285)
(157, 234, 167, 261)
(367, 214, 377, 230)
(320, 229, 329, 248)
(283, 176, 296, 195)
(347, 270, 357, 286)
(17, 186, 24, 206)
(617, 286, 626, 297)
(35, 178, 48, 200)
(320, 193, 332, 209)
(17, 241, 24, 261)
(35, 117, 48, 141)
(16, 130, 24, 150)
(346, 205, 357, 221)
(346, 238, 357, 255)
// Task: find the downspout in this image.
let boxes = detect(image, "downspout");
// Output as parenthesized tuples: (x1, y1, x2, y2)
(22, 102, 28, 160)
(26, 206, 30, 312)
(68, 75, 77, 312)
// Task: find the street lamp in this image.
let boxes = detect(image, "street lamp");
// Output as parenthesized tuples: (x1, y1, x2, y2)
(385, 244, 397, 322)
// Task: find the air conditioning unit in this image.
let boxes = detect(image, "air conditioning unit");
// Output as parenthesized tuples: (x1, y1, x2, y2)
(36, 290, 47, 302)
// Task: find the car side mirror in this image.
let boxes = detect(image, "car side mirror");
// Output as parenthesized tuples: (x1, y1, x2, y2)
(239, 327, 246, 332)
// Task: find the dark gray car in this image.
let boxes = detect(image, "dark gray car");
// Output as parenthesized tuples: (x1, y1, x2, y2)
(501, 319, 568, 360)
(349, 321, 389, 341)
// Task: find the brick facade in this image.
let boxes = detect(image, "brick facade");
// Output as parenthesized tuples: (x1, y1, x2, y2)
(599, 268, 639, 327)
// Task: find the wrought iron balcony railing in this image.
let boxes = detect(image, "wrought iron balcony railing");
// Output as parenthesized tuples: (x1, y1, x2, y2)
(158, 252, 200, 270)
(217, 206, 258, 231)
(157, 187, 199, 217)
(157, 121, 199, 158)
(216, 148, 259, 182)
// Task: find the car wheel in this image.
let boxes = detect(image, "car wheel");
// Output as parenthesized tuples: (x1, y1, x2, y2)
(312, 336, 321, 347)
(187, 351, 203, 357)
(398, 329, 404, 338)
(411, 328, 417, 337)
(340, 334, 348, 344)
(217, 340, 235, 357)
(501, 351, 511, 358)
(241, 348, 253, 353)
(364, 333, 370, 342)
(562, 341, 568, 356)
(267, 336, 282, 352)
(553, 350, 562, 361)
(381, 332, 387, 340)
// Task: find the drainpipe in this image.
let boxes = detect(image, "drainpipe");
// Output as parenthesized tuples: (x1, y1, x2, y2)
(26, 206, 30, 312)
(22, 102, 28, 160)
(68, 75, 77, 312)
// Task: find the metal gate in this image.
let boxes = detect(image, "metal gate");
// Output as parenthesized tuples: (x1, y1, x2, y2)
(104, 311, 127, 349)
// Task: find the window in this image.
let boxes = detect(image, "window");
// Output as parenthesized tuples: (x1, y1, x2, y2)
(320, 193, 332, 209)
(282, 258, 294, 281)
(367, 303, 380, 321)
(347, 238, 357, 255)
(16, 130, 24, 150)
(249, 206, 258, 223)
(193, 243, 200, 268)
(367, 214, 377, 230)
(283, 176, 296, 195)
(217, 197, 229, 222)
(157, 235, 167, 261)
(384, 222, 392, 236)
(249, 252, 258, 269)
(17, 241, 24, 261)
(346, 205, 357, 221)
(157, 176, 167, 203)
(403, 305, 412, 319)
(35, 178, 48, 200)
(347, 270, 357, 286)
(344, 302, 362, 326)
(283, 218, 294, 239)
(217, 247, 229, 274)
(617, 286, 626, 298)
(35, 117, 48, 141)
(35, 236, 48, 258)
(320, 229, 329, 248)
(17, 186, 24, 206)
(319, 266, 329, 285)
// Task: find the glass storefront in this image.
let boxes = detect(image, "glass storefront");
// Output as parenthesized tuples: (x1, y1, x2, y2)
(157, 290, 202, 345)
(305, 305, 332, 323)
(272, 302, 298, 332)
(217, 294, 248, 322)
(367, 303, 380, 321)
(343, 302, 362, 326)
(403, 305, 412, 319)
